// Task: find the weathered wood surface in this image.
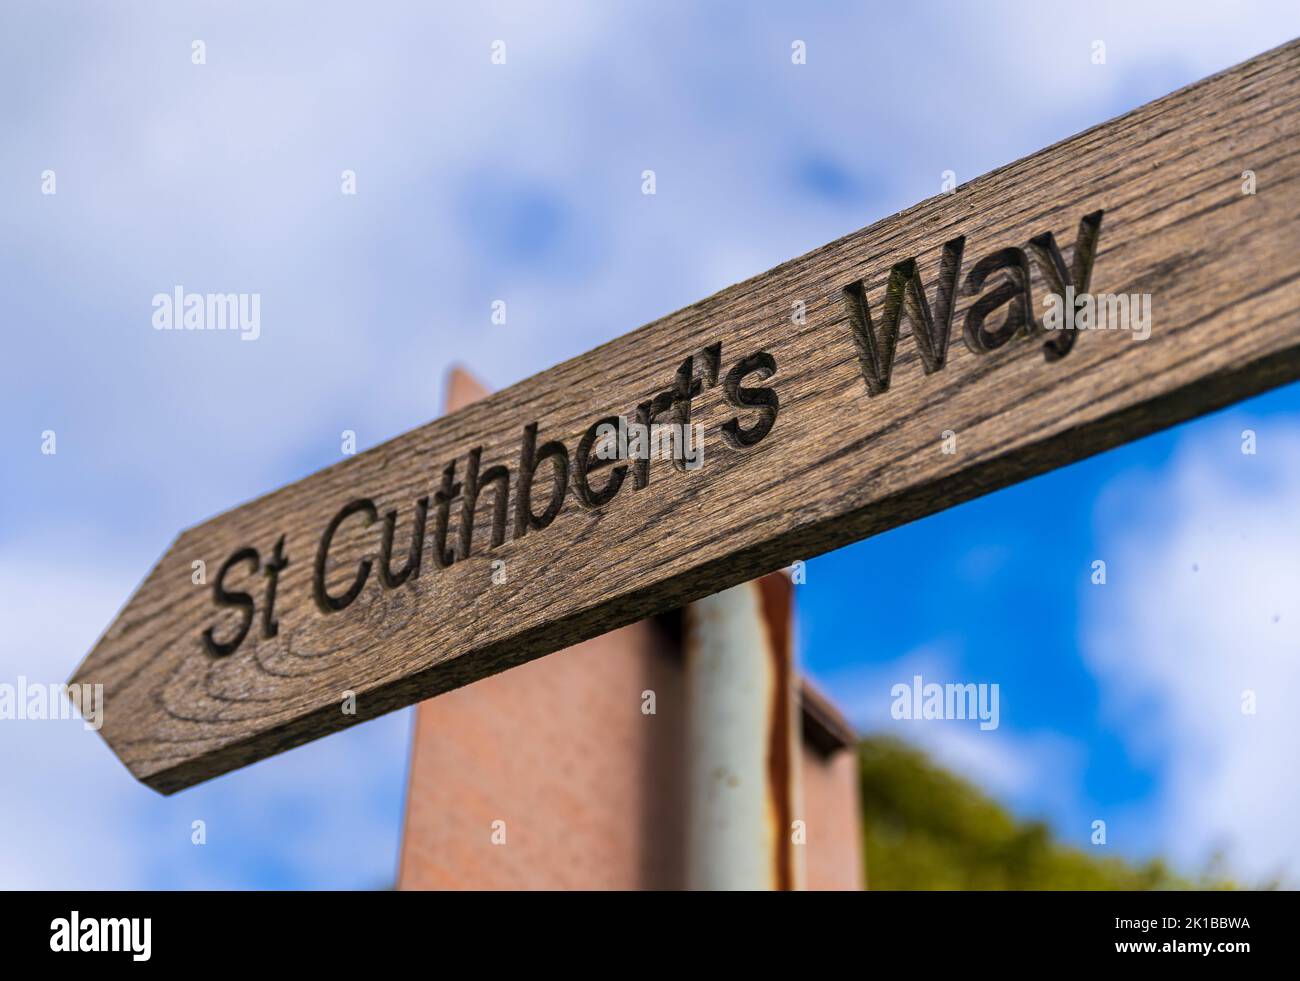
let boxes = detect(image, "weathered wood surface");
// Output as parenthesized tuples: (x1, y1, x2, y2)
(74, 40, 1300, 792)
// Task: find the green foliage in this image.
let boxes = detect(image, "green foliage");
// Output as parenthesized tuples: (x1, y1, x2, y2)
(857, 735, 1241, 890)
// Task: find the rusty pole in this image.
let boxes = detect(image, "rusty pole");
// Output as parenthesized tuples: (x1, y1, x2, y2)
(683, 573, 802, 890)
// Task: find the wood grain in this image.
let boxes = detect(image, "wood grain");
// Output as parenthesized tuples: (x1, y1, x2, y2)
(73, 39, 1300, 793)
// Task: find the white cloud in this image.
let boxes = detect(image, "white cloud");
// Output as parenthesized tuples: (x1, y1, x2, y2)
(814, 646, 1087, 824)
(1084, 418, 1300, 884)
(0, 537, 409, 888)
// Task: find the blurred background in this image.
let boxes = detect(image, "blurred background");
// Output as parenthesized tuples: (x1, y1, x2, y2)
(3, 1, 1300, 888)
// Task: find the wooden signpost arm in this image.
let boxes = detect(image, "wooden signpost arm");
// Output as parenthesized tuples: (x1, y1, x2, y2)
(72, 40, 1300, 793)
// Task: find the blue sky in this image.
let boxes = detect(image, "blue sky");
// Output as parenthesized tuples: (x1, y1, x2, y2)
(3, 2, 1300, 888)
